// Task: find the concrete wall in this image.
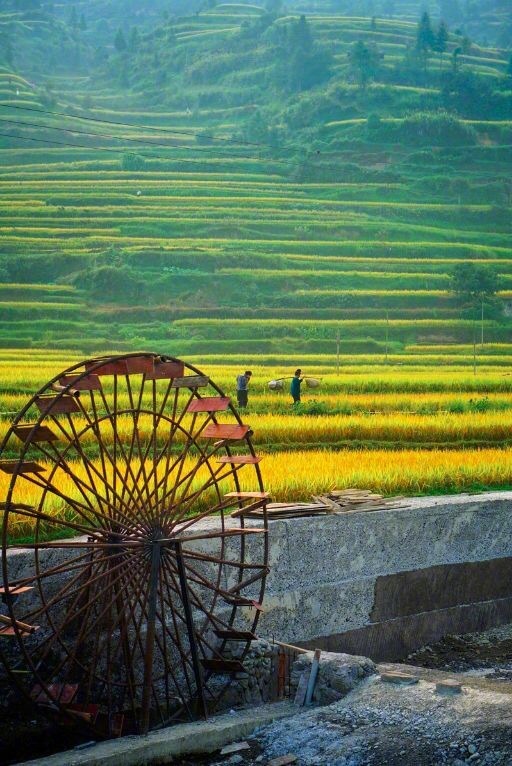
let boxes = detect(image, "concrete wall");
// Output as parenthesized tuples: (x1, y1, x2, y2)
(258, 491, 512, 660)
(3, 492, 512, 664)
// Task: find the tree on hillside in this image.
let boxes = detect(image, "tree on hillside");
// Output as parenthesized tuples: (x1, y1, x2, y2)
(434, 20, 449, 69)
(348, 40, 381, 87)
(416, 11, 435, 71)
(450, 262, 503, 340)
(129, 26, 140, 53)
(450, 263, 501, 303)
(451, 46, 462, 75)
(114, 28, 127, 53)
(291, 15, 313, 55)
(286, 15, 331, 91)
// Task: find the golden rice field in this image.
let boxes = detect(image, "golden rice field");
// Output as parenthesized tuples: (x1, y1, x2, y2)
(2, 448, 512, 543)
(1, 350, 512, 542)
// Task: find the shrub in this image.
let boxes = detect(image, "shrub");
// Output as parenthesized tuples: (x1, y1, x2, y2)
(120, 153, 146, 171)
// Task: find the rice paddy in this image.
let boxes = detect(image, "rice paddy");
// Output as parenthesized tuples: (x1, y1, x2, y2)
(0, 4, 511, 540)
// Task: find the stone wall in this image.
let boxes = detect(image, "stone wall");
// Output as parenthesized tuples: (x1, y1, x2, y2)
(257, 491, 512, 660)
(3, 491, 512, 669)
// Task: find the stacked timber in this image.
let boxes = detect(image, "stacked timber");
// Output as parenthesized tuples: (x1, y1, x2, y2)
(244, 489, 408, 519)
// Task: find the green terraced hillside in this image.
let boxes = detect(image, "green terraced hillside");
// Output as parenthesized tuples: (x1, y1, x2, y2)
(0, 2, 511, 359)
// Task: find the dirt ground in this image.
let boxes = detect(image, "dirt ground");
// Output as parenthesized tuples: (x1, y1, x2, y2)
(3, 624, 512, 765)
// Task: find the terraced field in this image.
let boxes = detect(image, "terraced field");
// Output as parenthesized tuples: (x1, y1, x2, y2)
(0, 3, 511, 527)
(0, 3, 511, 355)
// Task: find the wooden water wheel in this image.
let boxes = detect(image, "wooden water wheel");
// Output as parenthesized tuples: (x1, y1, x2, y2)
(0, 353, 269, 736)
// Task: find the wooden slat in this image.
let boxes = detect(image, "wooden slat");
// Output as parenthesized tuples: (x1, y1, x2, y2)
(0, 586, 33, 595)
(65, 704, 100, 725)
(222, 597, 264, 611)
(202, 424, 250, 440)
(187, 396, 230, 413)
(201, 658, 246, 674)
(35, 395, 80, 414)
(146, 360, 185, 379)
(0, 460, 45, 475)
(0, 625, 32, 637)
(225, 491, 270, 499)
(13, 424, 58, 444)
(58, 373, 102, 391)
(229, 498, 268, 518)
(85, 356, 154, 376)
(217, 455, 261, 465)
(31, 683, 78, 705)
(171, 375, 209, 389)
(214, 629, 257, 641)
(0, 614, 38, 634)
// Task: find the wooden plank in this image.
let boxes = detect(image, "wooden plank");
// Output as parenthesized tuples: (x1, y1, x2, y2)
(31, 683, 79, 705)
(65, 703, 100, 725)
(0, 586, 33, 596)
(294, 669, 310, 706)
(0, 625, 33, 637)
(225, 491, 270, 499)
(201, 658, 246, 674)
(146, 360, 185, 380)
(85, 356, 154, 376)
(0, 614, 38, 634)
(214, 629, 257, 641)
(187, 396, 230, 413)
(229, 498, 268, 518)
(0, 460, 45, 475)
(171, 375, 209, 389)
(222, 597, 264, 611)
(217, 455, 261, 465)
(202, 424, 250, 440)
(58, 373, 101, 391)
(13, 424, 59, 444)
(35, 395, 80, 414)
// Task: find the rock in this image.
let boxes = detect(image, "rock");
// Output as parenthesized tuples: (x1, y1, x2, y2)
(436, 679, 463, 695)
(220, 741, 251, 755)
(266, 756, 298, 766)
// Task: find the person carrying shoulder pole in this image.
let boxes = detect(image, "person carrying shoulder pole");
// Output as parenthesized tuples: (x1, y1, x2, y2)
(236, 370, 252, 409)
(290, 368, 304, 405)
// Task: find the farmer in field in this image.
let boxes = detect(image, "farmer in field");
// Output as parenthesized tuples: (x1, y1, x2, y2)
(290, 368, 304, 405)
(236, 370, 252, 409)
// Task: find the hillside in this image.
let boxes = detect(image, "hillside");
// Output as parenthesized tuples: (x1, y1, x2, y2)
(0, 2, 511, 359)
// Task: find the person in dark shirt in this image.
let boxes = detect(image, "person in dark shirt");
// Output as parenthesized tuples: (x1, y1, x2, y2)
(290, 368, 304, 405)
(236, 370, 252, 408)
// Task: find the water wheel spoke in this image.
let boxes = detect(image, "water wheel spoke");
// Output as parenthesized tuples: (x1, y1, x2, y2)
(29, 550, 146, 670)
(91, 387, 151, 523)
(169, 465, 243, 529)
(49, 412, 148, 532)
(161, 553, 228, 649)
(3, 503, 106, 541)
(17, 550, 123, 623)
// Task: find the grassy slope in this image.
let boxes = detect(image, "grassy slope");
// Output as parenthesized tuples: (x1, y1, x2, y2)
(0, 2, 510, 356)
